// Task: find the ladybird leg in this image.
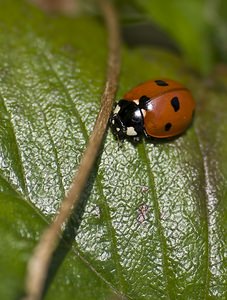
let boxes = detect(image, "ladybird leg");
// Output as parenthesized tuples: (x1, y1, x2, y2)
(110, 113, 127, 140)
(143, 129, 149, 138)
(132, 136, 141, 143)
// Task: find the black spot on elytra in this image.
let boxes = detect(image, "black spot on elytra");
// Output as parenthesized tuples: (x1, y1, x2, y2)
(165, 123, 172, 131)
(155, 80, 169, 86)
(139, 95, 150, 110)
(171, 96, 180, 112)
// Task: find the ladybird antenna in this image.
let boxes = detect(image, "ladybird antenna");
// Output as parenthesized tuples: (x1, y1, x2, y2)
(24, 1, 121, 299)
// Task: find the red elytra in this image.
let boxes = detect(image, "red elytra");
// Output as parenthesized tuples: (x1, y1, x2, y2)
(123, 79, 195, 138)
(111, 79, 195, 140)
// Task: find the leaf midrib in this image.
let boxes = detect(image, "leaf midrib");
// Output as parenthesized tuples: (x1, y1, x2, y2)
(193, 126, 211, 300)
(138, 141, 172, 300)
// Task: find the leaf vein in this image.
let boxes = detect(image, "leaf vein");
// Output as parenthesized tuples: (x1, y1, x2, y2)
(42, 53, 89, 139)
(193, 127, 211, 299)
(0, 93, 29, 198)
(138, 141, 172, 300)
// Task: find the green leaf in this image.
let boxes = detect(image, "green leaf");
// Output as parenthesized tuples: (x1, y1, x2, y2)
(0, 1, 227, 300)
(132, 0, 214, 75)
(0, 194, 111, 300)
(0, 194, 44, 300)
(0, 0, 112, 299)
(116, 0, 227, 73)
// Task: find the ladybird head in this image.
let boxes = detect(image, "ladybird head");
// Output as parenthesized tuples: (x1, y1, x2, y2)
(110, 99, 144, 141)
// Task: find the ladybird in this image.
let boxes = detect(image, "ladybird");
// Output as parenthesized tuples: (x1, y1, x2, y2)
(111, 79, 195, 141)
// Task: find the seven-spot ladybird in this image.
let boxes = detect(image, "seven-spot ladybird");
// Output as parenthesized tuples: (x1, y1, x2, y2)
(111, 79, 195, 141)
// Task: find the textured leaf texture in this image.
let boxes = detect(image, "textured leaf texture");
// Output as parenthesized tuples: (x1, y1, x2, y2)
(0, 1, 226, 299)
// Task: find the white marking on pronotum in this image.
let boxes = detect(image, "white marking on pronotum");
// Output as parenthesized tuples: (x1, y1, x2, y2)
(126, 126, 137, 136)
(113, 105, 120, 114)
(141, 109, 147, 118)
(133, 99, 139, 105)
(146, 102, 153, 111)
(134, 110, 142, 118)
(116, 127, 120, 132)
(112, 119, 115, 124)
